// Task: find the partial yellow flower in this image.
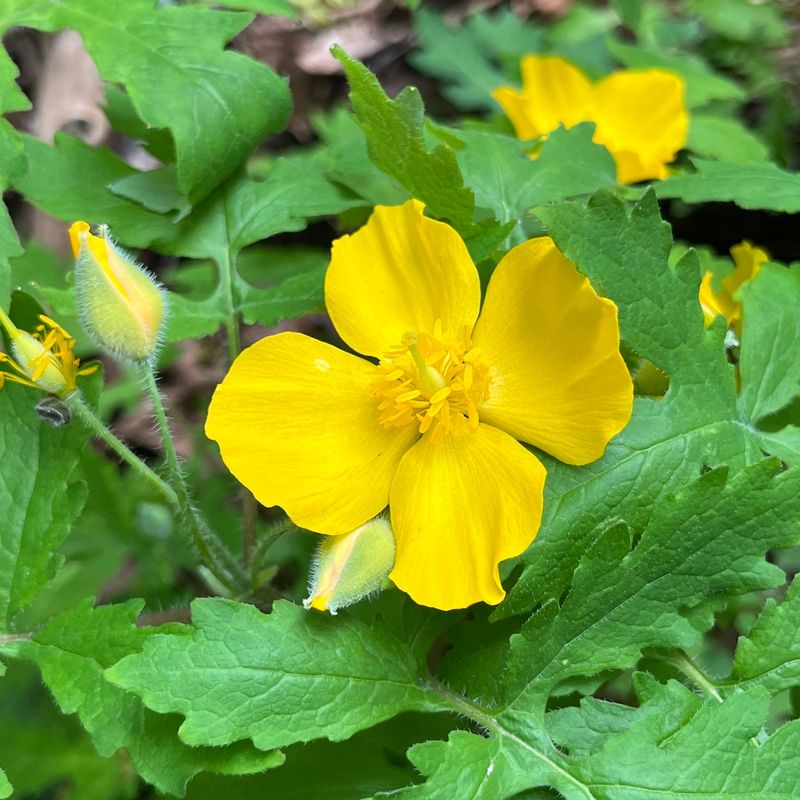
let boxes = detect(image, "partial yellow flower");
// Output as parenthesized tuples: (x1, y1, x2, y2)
(69, 221, 166, 361)
(699, 241, 768, 336)
(0, 307, 96, 397)
(206, 200, 633, 610)
(493, 55, 688, 184)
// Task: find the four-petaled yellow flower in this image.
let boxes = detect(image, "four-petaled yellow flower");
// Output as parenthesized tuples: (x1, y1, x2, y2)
(699, 241, 768, 337)
(206, 200, 633, 610)
(0, 307, 96, 397)
(493, 55, 688, 184)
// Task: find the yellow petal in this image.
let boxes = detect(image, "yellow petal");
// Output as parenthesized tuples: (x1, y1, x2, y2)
(699, 271, 725, 327)
(389, 423, 546, 610)
(325, 200, 481, 358)
(472, 238, 633, 465)
(493, 55, 593, 141)
(590, 69, 688, 184)
(205, 332, 417, 534)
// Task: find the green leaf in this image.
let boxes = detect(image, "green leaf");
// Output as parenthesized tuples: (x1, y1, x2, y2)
(21, 600, 284, 796)
(0, 48, 28, 309)
(688, 0, 787, 45)
(686, 113, 770, 163)
(410, 8, 544, 111)
(442, 125, 616, 238)
(40, 0, 291, 203)
(500, 190, 762, 618)
(235, 265, 325, 327)
(332, 46, 475, 232)
(399, 676, 800, 798)
(107, 599, 445, 750)
(0, 770, 9, 799)
(0, 382, 89, 631)
(739, 264, 800, 423)
(728, 576, 800, 696)
(656, 158, 800, 212)
(503, 461, 799, 719)
(199, 0, 297, 18)
(312, 108, 408, 206)
(607, 39, 745, 107)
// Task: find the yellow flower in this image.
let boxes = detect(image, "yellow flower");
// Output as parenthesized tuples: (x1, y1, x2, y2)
(206, 201, 633, 610)
(0, 307, 96, 397)
(699, 241, 768, 337)
(69, 221, 166, 361)
(493, 55, 688, 184)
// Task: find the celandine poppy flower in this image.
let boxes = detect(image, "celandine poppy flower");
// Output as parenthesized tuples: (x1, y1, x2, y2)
(206, 201, 633, 610)
(699, 241, 768, 337)
(493, 55, 688, 184)
(0, 307, 96, 397)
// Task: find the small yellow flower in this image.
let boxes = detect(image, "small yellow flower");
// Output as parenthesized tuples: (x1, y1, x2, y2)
(69, 221, 166, 361)
(493, 55, 688, 184)
(0, 307, 96, 397)
(206, 200, 633, 610)
(699, 241, 768, 336)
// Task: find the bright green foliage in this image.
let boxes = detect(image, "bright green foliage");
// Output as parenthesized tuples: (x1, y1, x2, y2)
(503, 460, 799, 718)
(21, 600, 284, 796)
(728, 577, 800, 696)
(390, 682, 800, 799)
(332, 46, 475, 233)
(657, 158, 800, 212)
(739, 265, 800, 423)
(1, 2, 800, 798)
(23, 0, 290, 204)
(107, 599, 445, 750)
(687, 113, 769, 163)
(0, 49, 27, 309)
(0, 383, 89, 631)
(443, 124, 616, 240)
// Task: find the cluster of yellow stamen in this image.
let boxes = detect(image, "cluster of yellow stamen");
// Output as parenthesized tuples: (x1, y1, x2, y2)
(0, 307, 96, 397)
(374, 324, 490, 441)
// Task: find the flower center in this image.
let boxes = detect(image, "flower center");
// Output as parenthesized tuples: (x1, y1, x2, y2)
(374, 326, 490, 439)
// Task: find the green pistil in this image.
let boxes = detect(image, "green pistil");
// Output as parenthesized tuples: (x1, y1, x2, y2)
(402, 332, 445, 398)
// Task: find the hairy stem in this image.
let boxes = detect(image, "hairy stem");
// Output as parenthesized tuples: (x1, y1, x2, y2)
(67, 393, 178, 507)
(670, 649, 724, 703)
(142, 365, 247, 593)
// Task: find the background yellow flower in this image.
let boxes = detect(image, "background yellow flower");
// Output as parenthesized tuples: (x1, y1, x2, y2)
(493, 55, 689, 184)
(206, 201, 633, 609)
(699, 241, 769, 336)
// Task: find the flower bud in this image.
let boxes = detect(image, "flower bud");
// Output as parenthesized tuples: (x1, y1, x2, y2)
(69, 221, 167, 361)
(304, 517, 395, 614)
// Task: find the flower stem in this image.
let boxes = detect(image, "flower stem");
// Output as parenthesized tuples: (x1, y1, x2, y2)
(67, 393, 178, 507)
(141, 365, 247, 593)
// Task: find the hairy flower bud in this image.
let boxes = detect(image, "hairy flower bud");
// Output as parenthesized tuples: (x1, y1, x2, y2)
(69, 221, 167, 361)
(304, 517, 396, 614)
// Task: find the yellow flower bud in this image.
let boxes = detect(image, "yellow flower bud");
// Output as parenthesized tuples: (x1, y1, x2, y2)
(69, 221, 167, 361)
(304, 517, 396, 614)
